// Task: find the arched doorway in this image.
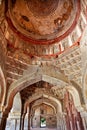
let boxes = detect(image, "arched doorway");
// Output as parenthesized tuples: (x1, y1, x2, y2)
(31, 103, 57, 129)
(0, 65, 84, 130)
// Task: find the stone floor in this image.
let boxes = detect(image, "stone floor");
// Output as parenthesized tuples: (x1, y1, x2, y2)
(31, 128, 57, 130)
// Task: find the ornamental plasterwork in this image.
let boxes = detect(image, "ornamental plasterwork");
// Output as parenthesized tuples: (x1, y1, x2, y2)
(30, 87, 64, 100)
(9, 0, 75, 39)
(51, 87, 66, 99)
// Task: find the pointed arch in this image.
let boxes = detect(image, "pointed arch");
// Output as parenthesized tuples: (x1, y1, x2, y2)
(5, 65, 68, 112)
(24, 93, 62, 113)
(66, 85, 81, 108)
(31, 100, 57, 115)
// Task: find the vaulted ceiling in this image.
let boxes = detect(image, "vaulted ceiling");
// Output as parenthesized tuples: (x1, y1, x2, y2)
(8, 0, 78, 41)
(0, 0, 87, 110)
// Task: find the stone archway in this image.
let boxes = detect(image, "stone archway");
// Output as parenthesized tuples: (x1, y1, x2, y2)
(0, 66, 6, 107)
(31, 101, 57, 115)
(6, 65, 69, 112)
(23, 94, 63, 130)
(0, 65, 68, 130)
(66, 85, 82, 108)
(1, 64, 84, 130)
(31, 103, 57, 129)
(24, 93, 62, 113)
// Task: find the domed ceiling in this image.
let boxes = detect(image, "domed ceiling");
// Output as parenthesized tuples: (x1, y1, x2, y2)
(7, 0, 80, 44)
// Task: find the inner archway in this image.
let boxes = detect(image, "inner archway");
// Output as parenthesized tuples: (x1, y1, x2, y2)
(31, 103, 57, 129)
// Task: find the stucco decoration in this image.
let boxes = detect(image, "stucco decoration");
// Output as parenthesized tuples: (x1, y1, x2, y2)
(7, 0, 80, 44)
(80, 26, 87, 104)
(27, 0, 59, 17)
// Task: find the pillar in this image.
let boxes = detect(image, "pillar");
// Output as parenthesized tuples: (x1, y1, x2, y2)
(27, 105, 32, 130)
(0, 111, 9, 130)
(64, 91, 85, 130)
(9, 112, 21, 130)
(16, 118, 21, 130)
(15, 119, 17, 130)
(20, 113, 26, 130)
(0, 111, 2, 124)
(28, 113, 31, 130)
(80, 111, 87, 130)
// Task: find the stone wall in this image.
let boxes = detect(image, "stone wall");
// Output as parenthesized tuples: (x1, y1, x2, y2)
(0, 29, 7, 75)
(0, 28, 7, 106)
(32, 115, 57, 128)
(6, 118, 20, 130)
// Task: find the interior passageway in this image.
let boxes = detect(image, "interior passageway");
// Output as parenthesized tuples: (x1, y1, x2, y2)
(0, 0, 87, 130)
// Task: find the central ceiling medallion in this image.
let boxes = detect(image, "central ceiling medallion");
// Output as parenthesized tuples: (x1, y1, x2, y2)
(7, 0, 80, 44)
(27, 0, 59, 17)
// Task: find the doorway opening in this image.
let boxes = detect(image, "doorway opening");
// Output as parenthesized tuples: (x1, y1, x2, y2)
(40, 117, 46, 128)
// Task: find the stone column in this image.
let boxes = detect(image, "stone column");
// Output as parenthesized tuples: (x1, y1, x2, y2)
(82, 117, 87, 130)
(20, 113, 26, 130)
(17, 119, 21, 130)
(56, 112, 59, 130)
(28, 105, 32, 130)
(80, 111, 87, 130)
(15, 119, 17, 130)
(0, 111, 9, 130)
(28, 113, 31, 130)
(0, 111, 2, 124)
